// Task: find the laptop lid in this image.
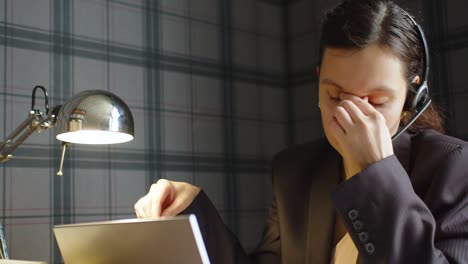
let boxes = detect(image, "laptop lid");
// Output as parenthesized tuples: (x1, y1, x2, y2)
(53, 214, 210, 264)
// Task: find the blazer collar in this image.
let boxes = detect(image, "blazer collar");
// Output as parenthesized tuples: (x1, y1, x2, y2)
(392, 131, 412, 172)
(304, 141, 342, 263)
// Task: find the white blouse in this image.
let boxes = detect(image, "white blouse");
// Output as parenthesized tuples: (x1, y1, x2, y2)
(330, 232, 358, 264)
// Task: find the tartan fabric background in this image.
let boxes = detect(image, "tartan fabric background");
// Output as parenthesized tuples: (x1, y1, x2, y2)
(0, 0, 287, 262)
(0, 0, 467, 263)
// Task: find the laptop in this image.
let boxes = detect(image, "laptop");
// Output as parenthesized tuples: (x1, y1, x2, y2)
(53, 214, 210, 264)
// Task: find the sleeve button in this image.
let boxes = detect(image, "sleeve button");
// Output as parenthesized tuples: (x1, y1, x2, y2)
(358, 232, 369, 242)
(365, 243, 375, 255)
(352, 220, 364, 231)
(347, 209, 359, 221)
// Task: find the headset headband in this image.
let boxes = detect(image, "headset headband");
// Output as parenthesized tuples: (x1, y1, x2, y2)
(401, 9, 430, 86)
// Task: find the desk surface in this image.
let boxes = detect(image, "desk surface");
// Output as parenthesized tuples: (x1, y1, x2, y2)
(0, 260, 47, 264)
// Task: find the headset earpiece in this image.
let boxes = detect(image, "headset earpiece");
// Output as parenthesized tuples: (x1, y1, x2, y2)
(412, 82, 429, 112)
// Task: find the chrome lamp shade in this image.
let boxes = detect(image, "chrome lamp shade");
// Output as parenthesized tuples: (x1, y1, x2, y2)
(0, 86, 134, 175)
(55, 90, 134, 144)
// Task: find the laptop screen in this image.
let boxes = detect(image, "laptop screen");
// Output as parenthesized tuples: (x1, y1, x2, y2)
(54, 214, 210, 264)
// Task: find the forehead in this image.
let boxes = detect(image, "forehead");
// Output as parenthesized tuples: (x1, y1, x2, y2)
(320, 45, 406, 94)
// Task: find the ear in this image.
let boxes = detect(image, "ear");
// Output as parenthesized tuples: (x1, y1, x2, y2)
(411, 75, 421, 85)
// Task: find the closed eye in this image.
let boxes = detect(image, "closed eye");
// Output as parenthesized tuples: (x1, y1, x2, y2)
(327, 91, 340, 102)
(370, 102, 386, 108)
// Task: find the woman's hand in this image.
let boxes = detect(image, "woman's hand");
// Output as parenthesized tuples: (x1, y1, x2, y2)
(134, 179, 201, 218)
(328, 93, 394, 176)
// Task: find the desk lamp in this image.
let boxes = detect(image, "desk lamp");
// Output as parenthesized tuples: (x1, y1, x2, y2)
(0, 86, 134, 175)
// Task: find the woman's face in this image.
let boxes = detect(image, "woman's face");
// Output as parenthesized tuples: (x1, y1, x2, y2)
(318, 44, 409, 153)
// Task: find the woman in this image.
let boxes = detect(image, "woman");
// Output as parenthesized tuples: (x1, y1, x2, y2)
(134, 0, 468, 263)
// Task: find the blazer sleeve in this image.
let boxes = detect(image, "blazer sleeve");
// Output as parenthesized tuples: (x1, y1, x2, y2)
(181, 190, 281, 264)
(332, 146, 468, 263)
(180, 190, 251, 264)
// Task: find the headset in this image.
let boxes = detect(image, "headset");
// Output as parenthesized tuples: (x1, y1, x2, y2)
(391, 9, 432, 140)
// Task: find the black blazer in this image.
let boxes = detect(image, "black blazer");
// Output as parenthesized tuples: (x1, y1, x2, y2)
(182, 129, 468, 263)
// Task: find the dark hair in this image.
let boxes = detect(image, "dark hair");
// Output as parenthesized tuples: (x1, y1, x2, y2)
(319, 0, 445, 134)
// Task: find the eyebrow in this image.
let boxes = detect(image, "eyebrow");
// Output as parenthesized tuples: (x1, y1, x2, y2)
(321, 78, 396, 95)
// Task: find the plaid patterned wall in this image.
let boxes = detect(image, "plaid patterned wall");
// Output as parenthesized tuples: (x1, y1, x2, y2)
(422, 0, 468, 139)
(0, 0, 287, 262)
(288, 0, 468, 143)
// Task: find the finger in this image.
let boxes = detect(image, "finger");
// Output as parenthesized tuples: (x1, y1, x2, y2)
(161, 190, 195, 217)
(149, 180, 172, 218)
(328, 117, 346, 144)
(134, 200, 146, 218)
(161, 184, 201, 217)
(328, 115, 359, 161)
(346, 96, 377, 116)
(338, 100, 366, 124)
(339, 93, 372, 112)
(161, 197, 184, 217)
(333, 105, 353, 131)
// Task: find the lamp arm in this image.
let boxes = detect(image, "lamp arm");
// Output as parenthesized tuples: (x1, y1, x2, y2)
(0, 105, 61, 164)
(0, 114, 36, 162)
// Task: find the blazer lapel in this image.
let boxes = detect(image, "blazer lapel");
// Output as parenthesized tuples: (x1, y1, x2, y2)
(393, 132, 411, 172)
(304, 145, 342, 263)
